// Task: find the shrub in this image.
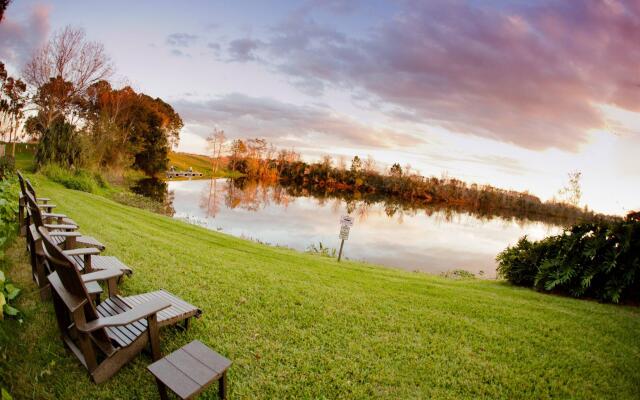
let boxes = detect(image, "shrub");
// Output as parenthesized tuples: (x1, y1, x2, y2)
(0, 176, 20, 320)
(40, 164, 98, 193)
(306, 242, 337, 258)
(0, 157, 15, 180)
(35, 119, 86, 169)
(441, 269, 476, 279)
(497, 216, 640, 303)
(0, 176, 19, 247)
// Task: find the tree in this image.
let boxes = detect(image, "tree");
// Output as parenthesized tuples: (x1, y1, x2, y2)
(389, 163, 403, 178)
(35, 118, 85, 167)
(0, 62, 27, 156)
(0, 0, 11, 23)
(23, 26, 113, 129)
(363, 155, 377, 174)
(206, 128, 226, 175)
(350, 155, 362, 175)
(228, 139, 247, 172)
(558, 171, 582, 206)
(80, 81, 182, 176)
(127, 94, 182, 176)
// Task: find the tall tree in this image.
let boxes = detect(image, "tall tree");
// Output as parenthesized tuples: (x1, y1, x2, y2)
(81, 81, 182, 176)
(0, 62, 27, 157)
(23, 26, 112, 130)
(206, 128, 226, 175)
(128, 94, 182, 176)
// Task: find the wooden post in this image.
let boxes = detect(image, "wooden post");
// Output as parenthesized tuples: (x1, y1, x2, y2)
(337, 239, 345, 262)
(219, 371, 228, 400)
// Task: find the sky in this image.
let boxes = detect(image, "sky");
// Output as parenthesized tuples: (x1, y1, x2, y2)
(1, 0, 639, 215)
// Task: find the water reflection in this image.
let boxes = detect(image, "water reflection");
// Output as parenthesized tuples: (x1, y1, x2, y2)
(131, 178, 175, 216)
(167, 179, 561, 277)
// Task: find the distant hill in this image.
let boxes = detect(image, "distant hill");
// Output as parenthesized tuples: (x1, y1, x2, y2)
(168, 151, 232, 177)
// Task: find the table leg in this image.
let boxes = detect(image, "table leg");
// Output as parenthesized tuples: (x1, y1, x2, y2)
(156, 379, 169, 400)
(219, 371, 228, 400)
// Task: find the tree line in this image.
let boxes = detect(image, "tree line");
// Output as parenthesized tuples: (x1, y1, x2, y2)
(0, 22, 181, 177)
(222, 138, 611, 225)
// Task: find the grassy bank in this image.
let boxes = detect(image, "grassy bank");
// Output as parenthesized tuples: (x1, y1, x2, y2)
(0, 175, 639, 399)
(169, 151, 238, 178)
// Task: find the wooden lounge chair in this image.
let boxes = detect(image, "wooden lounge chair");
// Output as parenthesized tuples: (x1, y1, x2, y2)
(40, 226, 202, 383)
(27, 223, 131, 301)
(23, 186, 105, 251)
(25, 192, 132, 280)
(17, 171, 60, 236)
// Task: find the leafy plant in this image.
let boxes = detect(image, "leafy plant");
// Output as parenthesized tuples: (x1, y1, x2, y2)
(0, 270, 20, 319)
(0, 175, 20, 319)
(39, 164, 100, 193)
(1, 387, 13, 400)
(0, 156, 15, 180)
(35, 118, 86, 168)
(441, 269, 476, 279)
(306, 242, 337, 258)
(497, 215, 640, 303)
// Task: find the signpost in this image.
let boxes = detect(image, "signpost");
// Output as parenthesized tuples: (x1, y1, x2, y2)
(337, 215, 354, 262)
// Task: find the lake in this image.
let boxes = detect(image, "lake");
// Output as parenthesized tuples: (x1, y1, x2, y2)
(165, 178, 561, 277)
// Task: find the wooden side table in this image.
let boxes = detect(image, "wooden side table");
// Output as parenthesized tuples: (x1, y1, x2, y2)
(148, 340, 232, 399)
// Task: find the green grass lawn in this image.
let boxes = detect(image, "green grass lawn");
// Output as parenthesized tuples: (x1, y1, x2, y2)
(1, 176, 639, 399)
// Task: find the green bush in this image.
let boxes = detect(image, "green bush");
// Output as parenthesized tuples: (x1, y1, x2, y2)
(0, 157, 15, 181)
(35, 119, 86, 169)
(497, 216, 640, 303)
(40, 164, 100, 193)
(0, 176, 19, 246)
(0, 176, 20, 320)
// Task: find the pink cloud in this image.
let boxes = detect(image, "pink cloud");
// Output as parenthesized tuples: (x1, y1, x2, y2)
(174, 93, 424, 149)
(0, 3, 50, 69)
(230, 0, 640, 150)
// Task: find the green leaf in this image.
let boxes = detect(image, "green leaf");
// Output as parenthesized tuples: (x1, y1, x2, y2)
(0, 270, 5, 284)
(0, 293, 5, 320)
(3, 304, 19, 317)
(1, 388, 13, 400)
(5, 284, 19, 300)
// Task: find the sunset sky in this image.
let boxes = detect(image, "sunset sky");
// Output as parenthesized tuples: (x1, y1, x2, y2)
(1, 0, 639, 215)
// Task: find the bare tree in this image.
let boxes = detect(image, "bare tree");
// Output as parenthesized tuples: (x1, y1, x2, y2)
(206, 128, 226, 175)
(558, 171, 582, 206)
(363, 154, 377, 174)
(23, 26, 113, 128)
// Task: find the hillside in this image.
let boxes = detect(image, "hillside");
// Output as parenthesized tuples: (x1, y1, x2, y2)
(0, 175, 638, 399)
(168, 151, 231, 177)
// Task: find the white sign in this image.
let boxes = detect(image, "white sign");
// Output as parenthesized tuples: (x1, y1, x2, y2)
(339, 225, 351, 240)
(340, 215, 354, 227)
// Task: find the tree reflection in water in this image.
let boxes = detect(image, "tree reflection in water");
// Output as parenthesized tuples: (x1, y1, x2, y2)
(192, 178, 570, 227)
(131, 178, 176, 216)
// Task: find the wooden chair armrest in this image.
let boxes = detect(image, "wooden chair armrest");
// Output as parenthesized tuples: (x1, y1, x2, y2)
(48, 231, 81, 237)
(63, 248, 101, 257)
(36, 197, 50, 203)
(81, 269, 124, 283)
(42, 212, 68, 218)
(76, 299, 172, 332)
(44, 223, 78, 231)
(38, 204, 56, 209)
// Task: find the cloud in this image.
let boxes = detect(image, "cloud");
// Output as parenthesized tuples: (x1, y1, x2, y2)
(0, 4, 50, 69)
(222, 0, 640, 151)
(166, 32, 198, 47)
(173, 93, 424, 150)
(227, 38, 263, 62)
